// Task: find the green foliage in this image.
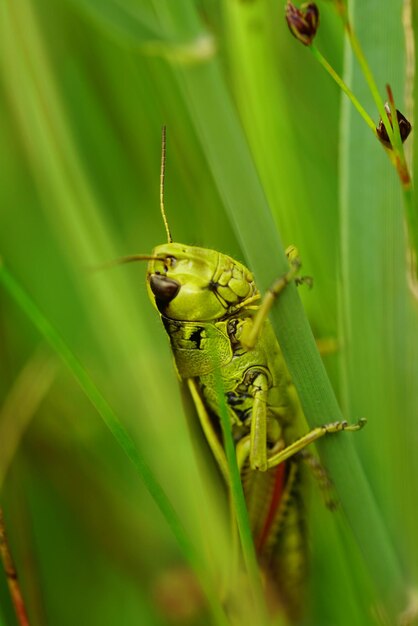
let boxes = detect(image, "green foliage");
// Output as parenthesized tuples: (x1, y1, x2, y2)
(0, 0, 417, 625)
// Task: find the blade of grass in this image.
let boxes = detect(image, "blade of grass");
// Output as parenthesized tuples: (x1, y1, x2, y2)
(1, 0, 411, 619)
(339, 0, 418, 615)
(386, 86, 417, 278)
(0, 350, 57, 492)
(1, 1, 234, 615)
(220, 0, 340, 335)
(211, 8, 370, 615)
(334, 1, 418, 276)
(0, 262, 228, 626)
(69, 0, 409, 616)
(0, 0, 223, 555)
(213, 374, 268, 626)
(143, 2, 407, 618)
(66, 0, 167, 46)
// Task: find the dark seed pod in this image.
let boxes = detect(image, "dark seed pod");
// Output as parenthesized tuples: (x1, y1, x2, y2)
(376, 103, 412, 149)
(285, 1, 319, 47)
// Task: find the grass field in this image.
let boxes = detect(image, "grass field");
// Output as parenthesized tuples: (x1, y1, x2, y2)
(0, 1, 417, 625)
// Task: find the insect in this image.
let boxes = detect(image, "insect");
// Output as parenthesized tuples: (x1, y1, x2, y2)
(116, 128, 365, 620)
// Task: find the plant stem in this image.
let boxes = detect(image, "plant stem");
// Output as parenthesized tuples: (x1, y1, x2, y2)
(334, 3, 417, 275)
(334, 0, 395, 145)
(0, 507, 30, 626)
(215, 377, 268, 626)
(310, 44, 376, 133)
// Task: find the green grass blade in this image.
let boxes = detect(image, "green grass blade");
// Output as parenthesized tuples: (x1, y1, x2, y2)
(339, 0, 417, 618)
(0, 262, 229, 626)
(214, 375, 268, 625)
(1, 0, 415, 622)
(66, 0, 169, 47)
(0, 263, 186, 549)
(145, 2, 407, 618)
(0, 350, 57, 491)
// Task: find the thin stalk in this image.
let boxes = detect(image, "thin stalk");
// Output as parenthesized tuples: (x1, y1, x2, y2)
(0, 262, 228, 626)
(402, 185, 418, 250)
(0, 350, 57, 491)
(402, 185, 418, 275)
(296, 7, 416, 271)
(349, 32, 393, 141)
(0, 507, 30, 626)
(310, 44, 376, 133)
(386, 85, 413, 187)
(386, 89, 417, 275)
(334, 2, 418, 275)
(214, 376, 268, 626)
(335, 0, 395, 145)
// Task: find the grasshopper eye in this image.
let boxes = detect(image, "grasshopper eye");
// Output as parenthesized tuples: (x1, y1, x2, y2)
(150, 275, 180, 307)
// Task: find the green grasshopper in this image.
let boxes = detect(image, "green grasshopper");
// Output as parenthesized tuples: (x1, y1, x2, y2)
(117, 128, 365, 620)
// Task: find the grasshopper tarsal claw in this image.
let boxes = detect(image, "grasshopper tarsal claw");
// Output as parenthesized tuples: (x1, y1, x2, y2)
(323, 418, 367, 434)
(344, 418, 367, 432)
(295, 275, 313, 289)
(285, 246, 312, 289)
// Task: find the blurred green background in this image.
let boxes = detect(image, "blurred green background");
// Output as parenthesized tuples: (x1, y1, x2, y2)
(0, 0, 417, 625)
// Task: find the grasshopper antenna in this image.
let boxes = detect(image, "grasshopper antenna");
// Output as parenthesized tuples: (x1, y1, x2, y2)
(89, 255, 162, 272)
(160, 125, 172, 243)
(89, 127, 172, 272)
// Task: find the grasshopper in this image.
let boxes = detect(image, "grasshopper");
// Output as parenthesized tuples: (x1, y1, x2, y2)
(116, 128, 365, 620)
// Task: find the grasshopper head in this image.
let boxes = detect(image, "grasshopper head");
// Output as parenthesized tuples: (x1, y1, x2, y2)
(147, 242, 258, 321)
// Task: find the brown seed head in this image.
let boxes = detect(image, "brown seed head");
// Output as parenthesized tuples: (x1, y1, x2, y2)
(285, 1, 319, 46)
(376, 103, 412, 149)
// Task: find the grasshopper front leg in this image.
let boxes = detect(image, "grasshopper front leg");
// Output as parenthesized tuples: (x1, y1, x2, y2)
(244, 369, 366, 472)
(187, 379, 241, 598)
(187, 378, 230, 483)
(265, 418, 366, 470)
(241, 246, 305, 351)
(237, 249, 366, 471)
(247, 371, 270, 472)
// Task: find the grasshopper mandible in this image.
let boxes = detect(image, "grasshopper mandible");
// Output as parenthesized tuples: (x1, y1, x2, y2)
(115, 128, 365, 620)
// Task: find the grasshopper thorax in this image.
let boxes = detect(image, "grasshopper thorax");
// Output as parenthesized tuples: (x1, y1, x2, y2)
(147, 242, 259, 322)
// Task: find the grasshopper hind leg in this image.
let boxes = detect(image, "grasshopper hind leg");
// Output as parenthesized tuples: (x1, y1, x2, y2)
(298, 449, 338, 510)
(269, 498, 308, 622)
(263, 461, 309, 623)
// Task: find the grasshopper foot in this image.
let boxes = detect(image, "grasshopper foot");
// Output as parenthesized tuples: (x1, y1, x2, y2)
(343, 418, 367, 432)
(295, 275, 313, 289)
